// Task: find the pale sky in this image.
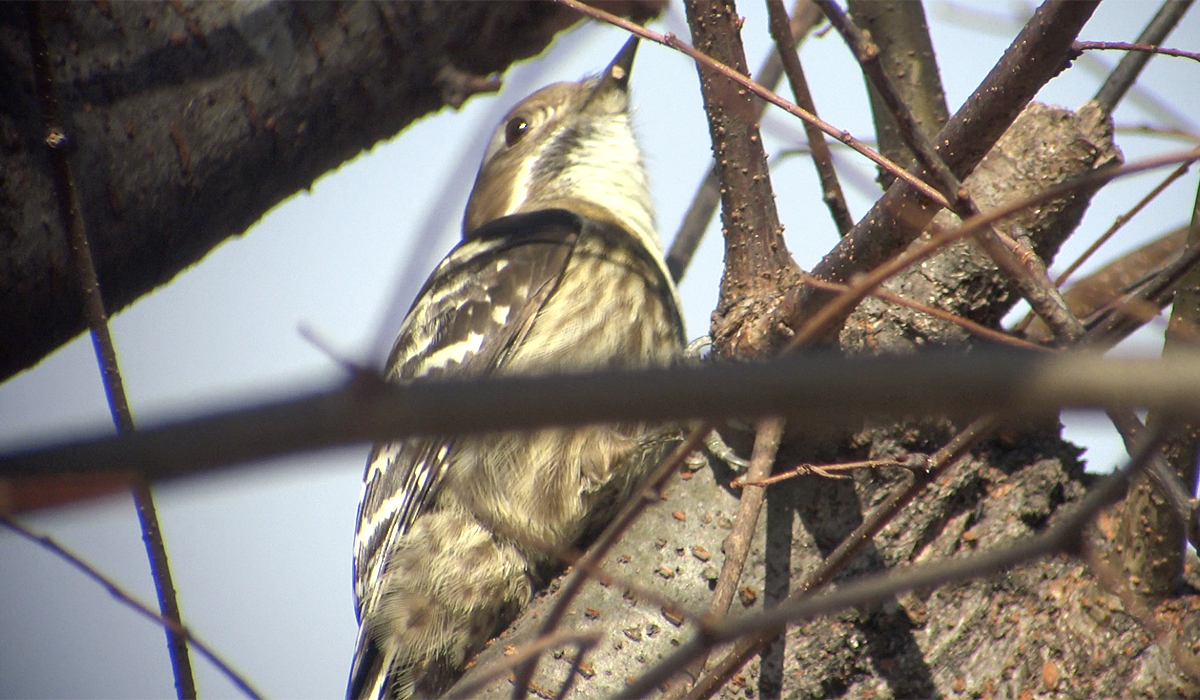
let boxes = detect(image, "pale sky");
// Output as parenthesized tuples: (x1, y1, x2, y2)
(2, 2, 1197, 698)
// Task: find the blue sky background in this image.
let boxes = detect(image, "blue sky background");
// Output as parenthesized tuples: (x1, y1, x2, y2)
(2, 2, 1198, 697)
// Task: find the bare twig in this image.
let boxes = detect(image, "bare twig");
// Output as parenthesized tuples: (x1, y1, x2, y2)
(447, 630, 602, 700)
(1117, 123, 1200, 144)
(631, 425, 1170, 698)
(1058, 161, 1194, 288)
(765, 0, 853, 234)
(1047, 227, 1189, 339)
(553, 0, 953, 208)
(1082, 238, 1200, 345)
(1077, 40, 1200, 64)
(664, 417, 785, 697)
(708, 417, 785, 615)
(550, 639, 596, 700)
(733, 457, 910, 487)
(1094, 0, 1195, 115)
(845, 0, 949, 186)
(25, 4, 194, 696)
(0, 516, 263, 699)
(798, 271, 1051, 352)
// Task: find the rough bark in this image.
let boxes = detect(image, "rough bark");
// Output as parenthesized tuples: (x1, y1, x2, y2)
(776, 1, 1099, 347)
(0, 0, 661, 382)
(8, 1, 1200, 698)
(684, 0, 800, 360)
(1115, 181, 1200, 599)
(455, 427, 1200, 699)
(841, 101, 1121, 353)
(447, 98, 1200, 700)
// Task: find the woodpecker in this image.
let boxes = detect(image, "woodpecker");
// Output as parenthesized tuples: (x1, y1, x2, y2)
(348, 38, 685, 700)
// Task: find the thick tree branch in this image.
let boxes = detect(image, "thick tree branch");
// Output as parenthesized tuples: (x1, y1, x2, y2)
(667, 0, 824, 280)
(845, 0, 949, 187)
(0, 1, 661, 382)
(779, 0, 1100, 344)
(682, 0, 799, 358)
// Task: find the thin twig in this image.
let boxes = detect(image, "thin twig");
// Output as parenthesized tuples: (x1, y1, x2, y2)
(24, 4, 195, 696)
(1094, 0, 1195, 115)
(550, 639, 597, 700)
(803, 416, 994, 593)
(446, 630, 602, 700)
(553, 0, 953, 209)
(765, 0, 854, 234)
(1117, 123, 1200, 144)
(1078, 41, 1200, 64)
(632, 424, 1170, 699)
(798, 271, 1051, 352)
(733, 457, 911, 487)
(1058, 160, 1193, 288)
(664, 418, 785, 698)
(706, 417, 784, 613)
(0, 516, 263, 699)
(1012, 159, 1195, 337)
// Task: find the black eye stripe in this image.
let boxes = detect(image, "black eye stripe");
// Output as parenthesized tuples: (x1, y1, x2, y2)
(532, 123, 590, 181)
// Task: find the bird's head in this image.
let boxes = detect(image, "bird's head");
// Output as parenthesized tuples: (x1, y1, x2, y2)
(463, 38, 660, 256)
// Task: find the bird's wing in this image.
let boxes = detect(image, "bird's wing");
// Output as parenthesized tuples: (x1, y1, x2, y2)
(348, 210, 586, 700)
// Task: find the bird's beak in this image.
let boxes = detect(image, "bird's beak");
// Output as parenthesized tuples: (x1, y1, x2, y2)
(605, 35, 639, 91)
(583, 35, 639, 109)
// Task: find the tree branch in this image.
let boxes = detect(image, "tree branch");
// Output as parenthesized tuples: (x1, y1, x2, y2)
(780, 0, 1100, 344)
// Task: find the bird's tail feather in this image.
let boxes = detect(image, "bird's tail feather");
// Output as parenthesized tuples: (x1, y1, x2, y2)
(348, 627, 399, 700)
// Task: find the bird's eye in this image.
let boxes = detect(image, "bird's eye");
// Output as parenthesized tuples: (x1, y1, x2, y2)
(504, 116, 530, 146)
